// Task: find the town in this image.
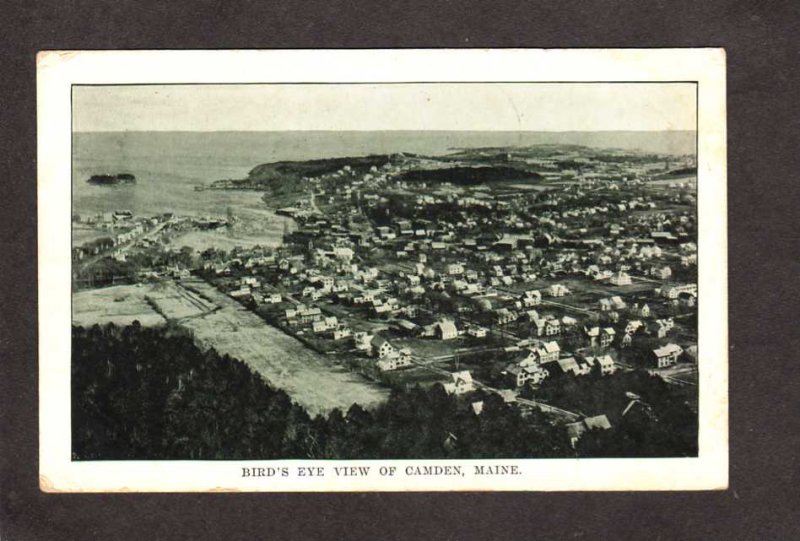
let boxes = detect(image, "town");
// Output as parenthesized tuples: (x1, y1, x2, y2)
(72, 143, 699, 450)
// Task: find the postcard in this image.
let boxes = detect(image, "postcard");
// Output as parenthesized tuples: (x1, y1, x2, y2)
(38, 48, 727, 491)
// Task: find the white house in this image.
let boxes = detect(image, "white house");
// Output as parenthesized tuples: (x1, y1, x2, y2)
(443, 370, 474, 395)
(548, 284, 570, 297)
(436, 320, 459, 340)
(652, 343, 683, 368)
(467, 326, 488, 338)
(371, 336, 397, 358)
(609, 270, 632, 286)
(535, 341, 560, 364)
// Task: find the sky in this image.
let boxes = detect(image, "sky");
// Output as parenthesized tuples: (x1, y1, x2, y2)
(73, 83, 697, 133)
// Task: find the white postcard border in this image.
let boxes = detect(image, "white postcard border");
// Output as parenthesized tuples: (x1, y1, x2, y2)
(38, 48, 727, 492)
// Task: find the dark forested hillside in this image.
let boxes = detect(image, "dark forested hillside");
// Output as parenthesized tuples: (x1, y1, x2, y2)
(72, 323, 571, 460)
(399, 166, 542, 185)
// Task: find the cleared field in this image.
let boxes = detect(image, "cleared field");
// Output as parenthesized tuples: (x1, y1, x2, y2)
(146, 282, 217, 320)
(392, 336, 469, 359)
(175, 279, 389, 416)
(171, 230, 281, 253)
(72, 225, 113, 246)
(72, 284, 166, 327)
(73, 279, 387, 414)
(171, 207, 295, 253)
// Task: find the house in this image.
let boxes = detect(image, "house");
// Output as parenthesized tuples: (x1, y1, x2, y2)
(376, 348, 413, 371)
(333, 327, 352, 340)
(525, 309, 541, 322)
(495, 308, 518, 325)
(394, 319, 420, 336)
(333, 246, 354, 262)
(443, 371, 474, 395)
(586, 354, 617, 375)
(652, 265, 672, 279)
(650, 318, 674, 338)
(585, 326, 600, 347)
(297, 306, 322, 323)
(548, 284, 570, 297)
(436, 319, 459, 340)
(530, 317, 547, 337)
(637, 303, 651, 318)
(652, 343, 683, 368)
(504, 362, 549, 388)
(371, 335, 397, 359)
(566, 415, 612, 448)
(610, 296, 626, 310)
(312, 320, 328, 333)
(561, 316, 578, 328)
(467, 326, 488, 338)
(504, 365, 527, 388)
(556, 356, 586, 376)
(625, 320, 643, 334)
(545, 318, 561, 336)
(353, 331, 374, 351)
(600, 327, 616, 347)
(395, 220, 414, 235)
(447, 263, 465, 276)
(523, 364, 549, 385)
(522, 289, 542, 307)
(609, 270, 632, 286)
(534, 341, 560, 364)
(661, 283, 698, 299)
(471, 401, 484, 415)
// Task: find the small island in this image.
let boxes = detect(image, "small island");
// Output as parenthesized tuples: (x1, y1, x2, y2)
(87, 173, 136, 186)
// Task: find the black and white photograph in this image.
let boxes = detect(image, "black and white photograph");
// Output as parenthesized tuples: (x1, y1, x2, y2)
(37, 49, 728, 491)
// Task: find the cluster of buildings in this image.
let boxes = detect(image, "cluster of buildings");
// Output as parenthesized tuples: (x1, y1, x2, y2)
(80, 147, 698, 435)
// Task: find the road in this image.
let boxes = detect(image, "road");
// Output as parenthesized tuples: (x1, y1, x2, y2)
(539, 299, 598, 316)
(77, 219, 173, 273)
(308, 190, 321, 215)
(493, 285, 600, 316)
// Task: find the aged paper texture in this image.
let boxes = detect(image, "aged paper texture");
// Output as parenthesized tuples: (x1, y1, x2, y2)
(38, 49, 727, 492)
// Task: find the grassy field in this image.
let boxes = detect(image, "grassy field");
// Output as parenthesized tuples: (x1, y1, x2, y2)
(73, 278, 390, 415)
(146, 283, 217, 320)
(171, 229, 281, 253)
(175, 279, 389, 416)
(72, 225, 113, 246)
(72, 284, 166, 327)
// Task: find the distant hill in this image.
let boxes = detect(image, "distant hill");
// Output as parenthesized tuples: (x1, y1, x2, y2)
(246, 155, 395, 187)
(399, 166, 542, 185)
(659, 166, 697, 178)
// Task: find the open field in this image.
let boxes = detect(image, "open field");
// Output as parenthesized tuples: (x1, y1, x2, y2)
(171, 229, 282, 252)
(72, 284, 166, 327)
(392, 336, 471, 359)
(175, 279, 389, 416)
(73, 278, 390, 415)
(147, 283, 217, 320)
(72, 225, 113, 246)
(648, 175, 696, 186)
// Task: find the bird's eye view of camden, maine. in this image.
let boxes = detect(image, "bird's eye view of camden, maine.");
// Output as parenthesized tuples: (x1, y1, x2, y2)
(70, 83, 699, 461)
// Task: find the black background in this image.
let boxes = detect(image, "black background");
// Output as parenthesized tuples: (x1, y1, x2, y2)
(1, 1, 799, 539)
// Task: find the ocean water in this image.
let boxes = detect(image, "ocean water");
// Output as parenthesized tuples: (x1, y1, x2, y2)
(72, 130, 696, 217)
